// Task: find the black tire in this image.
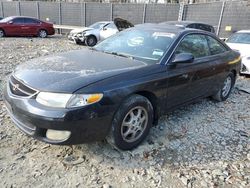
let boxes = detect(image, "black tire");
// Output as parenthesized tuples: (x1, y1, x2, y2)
(85, 35, 97, 47)
(212, 72, 235, 102)
(75, 39, 85, 45)
(38, 29, 48, 38)
(107, 94, 153, 150)
(0, 29, 5, 37)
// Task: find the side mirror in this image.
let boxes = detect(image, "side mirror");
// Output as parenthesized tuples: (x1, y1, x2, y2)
(8, 20, 13, 24)
(172, 53, 194, 64)
(103, 27, 107, 31)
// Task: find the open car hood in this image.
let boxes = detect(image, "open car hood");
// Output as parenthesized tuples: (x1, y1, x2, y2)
(114, 18, 134, 31)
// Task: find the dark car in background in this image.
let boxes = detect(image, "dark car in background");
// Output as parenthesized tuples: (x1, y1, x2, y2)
(161, 21, 216, 34)
(0, 16, 55, 38)
(4, 24, 240, 150)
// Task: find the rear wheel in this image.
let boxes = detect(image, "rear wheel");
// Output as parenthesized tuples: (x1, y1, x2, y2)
(107, 95, 153, 150)
(85, 35, 97, 47)
(38, 29, 48, 38)
(0, 29, 5, 37)
(212, 72, 235, 101)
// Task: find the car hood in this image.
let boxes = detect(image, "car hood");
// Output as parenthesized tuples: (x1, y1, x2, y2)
(14, 49, 147, 93)
(70, 27, 92, 34)
(226, 43, 250, 57)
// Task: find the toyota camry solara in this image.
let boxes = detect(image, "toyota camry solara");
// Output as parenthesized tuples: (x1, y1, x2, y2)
(4, 24, 241, 150)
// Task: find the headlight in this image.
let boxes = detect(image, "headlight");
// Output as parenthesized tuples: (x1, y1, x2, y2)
(36, 92, 103, 108)
(67, 93, 103, 108)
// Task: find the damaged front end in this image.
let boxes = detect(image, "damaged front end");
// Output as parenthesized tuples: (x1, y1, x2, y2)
(72, 32, 86, 45)
(241, 56, 250, 75)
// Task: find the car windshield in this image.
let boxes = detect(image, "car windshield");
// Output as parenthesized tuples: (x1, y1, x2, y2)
(0, 17, 13, 23)
(94, 28, 176, 64)
(227, 33, 250, 44)
(89, 22, 107, 29)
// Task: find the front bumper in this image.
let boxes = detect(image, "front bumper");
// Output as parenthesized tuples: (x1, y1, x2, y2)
(68, 34, 85, 44)
(3, 84, 114, 145)
(48, 27, 55, 35)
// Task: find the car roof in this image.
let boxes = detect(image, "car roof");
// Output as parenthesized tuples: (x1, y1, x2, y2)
(135, 23, 202, 34)
(96, 21, 112, 24)
(6, 16, 38, 20)
(161, 21, 212, 27)
(236, 30, 250, 33)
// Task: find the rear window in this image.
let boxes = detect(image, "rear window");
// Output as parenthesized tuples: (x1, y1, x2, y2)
(0, 17, 13, 23)
(188, 24, 215, 33)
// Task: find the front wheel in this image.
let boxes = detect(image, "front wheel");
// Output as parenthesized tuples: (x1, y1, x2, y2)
(107, 95, 153, 150)
(38, 29, 48, 38)
(85, 35, 97, 47)
(212, 72, 235, 101)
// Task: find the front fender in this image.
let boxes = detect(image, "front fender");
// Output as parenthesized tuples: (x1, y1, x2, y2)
(84, 30, 100, 41)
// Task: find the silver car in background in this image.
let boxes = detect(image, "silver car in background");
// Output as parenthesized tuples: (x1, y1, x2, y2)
(226, 30, 250, 75)
(68, 18, 134, 46)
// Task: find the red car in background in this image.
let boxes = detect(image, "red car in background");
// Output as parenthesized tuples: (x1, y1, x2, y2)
(0, 16, 55, 38)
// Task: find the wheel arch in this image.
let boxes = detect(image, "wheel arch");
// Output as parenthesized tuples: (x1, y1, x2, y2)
(85, 33, 98, 41)
(0, 27, 5, 34)
(231, 69, 237, 78)
(38, 28, 48, 33)
(134, 91, 159, 126)
(111, 90, 159, 128)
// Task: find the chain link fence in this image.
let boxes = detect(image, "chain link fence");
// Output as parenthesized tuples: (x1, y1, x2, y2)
(182, 1, 250, 37)
(0, 1, 249, 37)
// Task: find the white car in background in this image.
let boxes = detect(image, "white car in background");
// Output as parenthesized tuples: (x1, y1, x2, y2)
(226, 30, 250, 75)
(68, 18, 133, 46)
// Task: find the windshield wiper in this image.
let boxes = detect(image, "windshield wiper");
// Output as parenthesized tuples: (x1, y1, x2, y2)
(103, 51, 134, 59)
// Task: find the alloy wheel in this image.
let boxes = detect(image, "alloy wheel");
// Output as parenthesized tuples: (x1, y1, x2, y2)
(222, 76, 232, 97)
(86, 36, 97, 46)
(0, 30, 4, 37)
(39, 30, 47, 38)
(121, 106, 148, 143)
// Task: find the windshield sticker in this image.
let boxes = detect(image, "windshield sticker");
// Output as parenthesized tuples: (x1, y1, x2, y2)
(153, 32, 176, 38)
(127, 37, 144, 46)
(152, 50, 164, 56)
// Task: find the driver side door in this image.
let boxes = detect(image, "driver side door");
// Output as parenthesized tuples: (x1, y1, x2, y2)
(166, 34, 213, 110)
(99, 23, 119, 41)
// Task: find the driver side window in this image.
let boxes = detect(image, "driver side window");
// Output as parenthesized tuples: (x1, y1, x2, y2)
(104, 23, 117, 30)
(13, 18, 24, 24)
(175, 34, 210, 58)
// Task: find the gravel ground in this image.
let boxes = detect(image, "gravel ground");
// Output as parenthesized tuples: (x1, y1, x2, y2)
(0, 36, 249, 188)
